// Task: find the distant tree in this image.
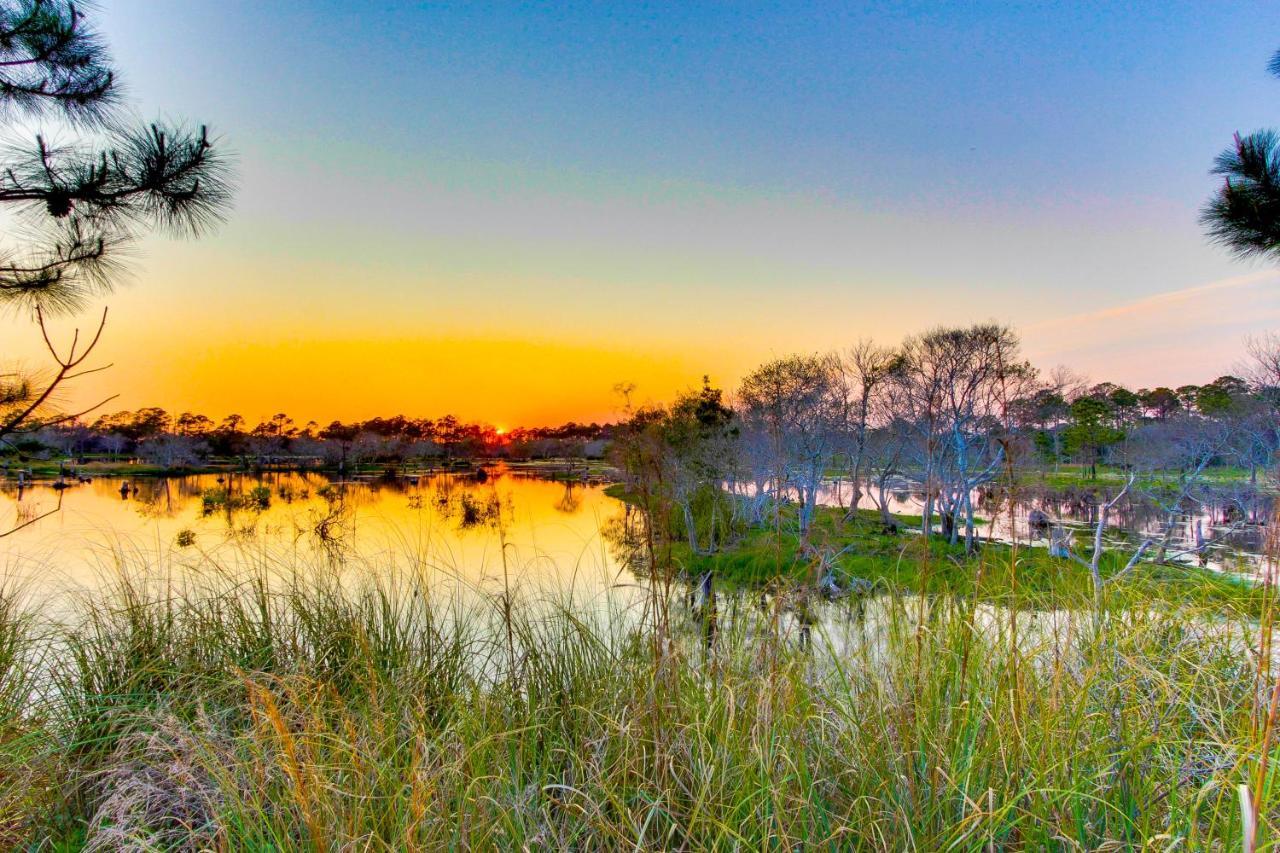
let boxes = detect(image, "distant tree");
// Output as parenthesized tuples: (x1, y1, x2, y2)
(136, 432, 200, 468)
(1244, 332, 1280, 392)
(100, 430, 126, 459)
(1201, 49, 1280, 263)
(1126, 413, 1238, 563)
(175, 412, 214, 437)
(1107, 386, 1141, 423)
(1140, 387, 1181, 420)
(1015, 380, 1072, 467)
(90, 407, 169, 442)
(0, 0, 231, 441)
(36, 421, 86, 457)
(247, 412, 295, 464)
(1195, 377, 1246, 416)
(1086, 382, 1123, 402)
(1211, 374, 1250, 396)
(1063, 396, 1123, 479)
(1014, 388, 1069, 431)
(1228, 394, 1278, 484)
(206, 413, 246, 457)
(319, 420, 361, 472)
(1175, 385, 1203, 409)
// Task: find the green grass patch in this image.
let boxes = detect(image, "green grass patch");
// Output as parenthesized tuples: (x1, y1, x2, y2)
(669, 504, 1264, 615)
(1023, 463, 1263, 489)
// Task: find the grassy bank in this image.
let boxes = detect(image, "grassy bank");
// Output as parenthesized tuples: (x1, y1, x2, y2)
(1022, 463, 1265, 489)
(0, 550, 1275, 849)
(670, 505, 1264, 615)
(5, 459, 236, 478)
(604, 482, 1264, 615)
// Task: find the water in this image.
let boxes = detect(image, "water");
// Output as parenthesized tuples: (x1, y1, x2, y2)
(0, 467, 632, 602)
(817, 475, 1272, 575)
(1, 466, 1270, 613)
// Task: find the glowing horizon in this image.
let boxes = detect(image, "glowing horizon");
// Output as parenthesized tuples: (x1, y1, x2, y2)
(16, 266, 1279, 428)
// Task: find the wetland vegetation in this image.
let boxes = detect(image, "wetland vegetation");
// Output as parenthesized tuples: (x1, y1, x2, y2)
(2, 320, 1278, 848)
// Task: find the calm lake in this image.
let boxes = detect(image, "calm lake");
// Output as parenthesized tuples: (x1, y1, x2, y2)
(1, 466, 1270, 607)
(0, 468, 634, 603)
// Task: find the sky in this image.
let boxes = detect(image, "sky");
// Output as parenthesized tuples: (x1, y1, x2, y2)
(6, 1, 1280, 427)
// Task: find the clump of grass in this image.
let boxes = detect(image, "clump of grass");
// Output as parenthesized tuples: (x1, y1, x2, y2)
(199, 485, 272, 516)
(81, 711, 234, 852)
(0, 541, 1274, 848)
(0, 585, 53, 847)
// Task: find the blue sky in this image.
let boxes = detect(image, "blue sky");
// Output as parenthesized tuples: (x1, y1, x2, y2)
(18, 0, 1275, 422)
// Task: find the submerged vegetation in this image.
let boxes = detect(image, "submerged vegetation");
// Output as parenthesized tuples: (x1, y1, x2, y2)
(199, 485, 273, 515)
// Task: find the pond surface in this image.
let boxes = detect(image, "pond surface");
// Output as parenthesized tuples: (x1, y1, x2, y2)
(0, 468, 632, 602)
(1, 465, 1272, 611)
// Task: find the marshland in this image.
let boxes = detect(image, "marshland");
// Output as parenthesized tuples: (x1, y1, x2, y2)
(6, 2, 1280, 849)
(3, 337, 1279, 848)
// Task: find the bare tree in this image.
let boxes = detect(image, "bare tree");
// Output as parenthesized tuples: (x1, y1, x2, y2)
(861, 416, 911, 532)
(835, 339, 898, 516)
(1244, 333, 1280, 391)
(1124, 413, 1241, 564)
(1058, 475, 1152, 623)
(136, 432, 200, 469)
(1047, 365, 1090, 402)
(731, 410, 776, 527)
(894, 323, 1033, 552)
(738, 354, 841, 542)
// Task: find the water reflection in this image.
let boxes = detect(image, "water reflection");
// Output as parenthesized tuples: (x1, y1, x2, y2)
(0, 467, 629, 596)
(3, 466, 1272, 615)
(820, 476, 1271, 573)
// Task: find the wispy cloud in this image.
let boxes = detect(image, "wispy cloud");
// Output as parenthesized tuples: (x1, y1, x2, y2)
(1024, 270, 1280, 386)
(1026, 269, 1280, 333)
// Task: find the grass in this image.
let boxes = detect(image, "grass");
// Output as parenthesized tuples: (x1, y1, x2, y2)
(821, 463, 1265, 488)
(1023, 463, 1265, 489)
(0, 539, 1273, 849)
(669, 505, 1266, 616)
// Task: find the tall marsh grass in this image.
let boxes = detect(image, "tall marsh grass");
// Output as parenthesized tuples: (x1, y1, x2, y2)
(0, 546, 1276, 849)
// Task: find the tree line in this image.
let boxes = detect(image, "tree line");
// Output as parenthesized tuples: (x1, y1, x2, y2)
(6, 409, 616, 471)
(612, 324, 1279, 562)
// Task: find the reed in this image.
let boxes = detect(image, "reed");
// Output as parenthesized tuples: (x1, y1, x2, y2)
(0, 542, 1274, 849)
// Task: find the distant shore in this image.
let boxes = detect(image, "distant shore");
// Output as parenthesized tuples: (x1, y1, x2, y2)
(1, 455, 619, 484)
